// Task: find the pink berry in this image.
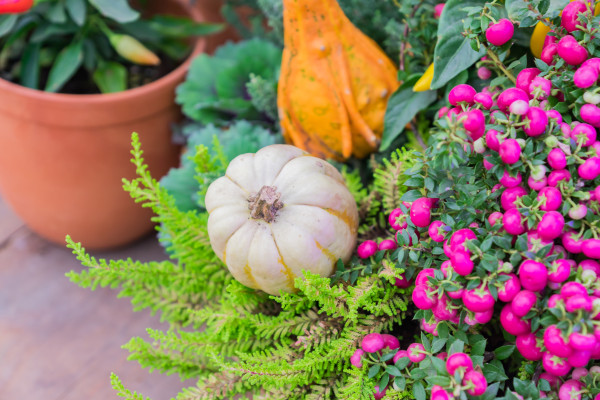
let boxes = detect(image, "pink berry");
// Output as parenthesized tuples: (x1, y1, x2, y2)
(415, 268, 436, 287)
(498, 273, 521, 302)
(477, 66, 492, 80)
(580, 157, 600, 180)
(583, 238, 600, 259)
(488, 211, 504, 227)
(570, 332, 597, 351)
(486, 18, 514, 46)
(464, 370, 488, 396)
(516, 68, 541, 93)
(378, 239, 397, 251)
(412, 285, 437, 310)
(428, 220, 447, 243)
(572, 367, 589, 380)
(562, 231, 583, 254)
(568, 204, 587, 220)
(558, 35, 589, 65)
(524, 106, 548, 136)
(519, 260, 548, 292)
(485, 129, 502, 151)
(565, 294, 593, 313)
(558, 379, 582, 400)
(503, 208, 526, 235)
(498, 88, 529, 113)
(381, 334, 400, 350)
(537, 211, 565, 240)
(410, 197, 434, 227)
(581, 104, 600, 127)
(463, 109, 486, 140)
(583, 57, 600, 72)
(393, 349, 410, 365)
(544, 325, 572, 358)
(510, 99, 529, 116)
(528, 175, 547, 191)
(500, 170, 522, 188)
(394, 274, 411, 288)
(421, 318, 439, 335)
(511, 290, 537, 317)
(350, 348, 364, 368)
(474, 92, 493, 109)
(529, 77, 552, 100)
(407, 342, 426, 363)
(548, 169, 571, 186)
(374, 386, 387, 400)
(561, 1, 589, 32)
(547, 109, 563, 124)
(568, 349, 591, 368)
(541, 43, 558, 65)
(462, 285, 495, 312)
(499, 138, 521, 164)
(572, 123, 597, 146)
(516, 333, 543, 361)
(548, 259, 571, 283)
(357, 240, 378, 258)
(449, 228, 477, 253)
(448, 84, 476, 106)
(434, 3, 445, 18)
(500, 304, 531, 335)
(562, 282, 588, 298)
(548, 148, 567, 170)
(574, 65, 599, 89)
(361, 333, 385, 353)
(538, 186, 562, 211)
(450, 250, 474, 275)
(445, 352, 473, 375)
(389, 207, 408, 231)
(542, 352, 572, 376)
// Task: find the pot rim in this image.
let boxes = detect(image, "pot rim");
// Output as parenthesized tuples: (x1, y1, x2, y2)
(0, 0, 206, 104)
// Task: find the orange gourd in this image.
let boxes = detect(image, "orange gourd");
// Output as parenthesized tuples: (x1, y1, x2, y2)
(277, 0, 400, 161)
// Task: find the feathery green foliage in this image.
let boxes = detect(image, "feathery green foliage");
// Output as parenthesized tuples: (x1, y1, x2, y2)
(67, 133, 416, 399)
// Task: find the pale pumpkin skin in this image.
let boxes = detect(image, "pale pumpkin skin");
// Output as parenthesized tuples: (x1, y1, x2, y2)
(205, 144, 359, 296)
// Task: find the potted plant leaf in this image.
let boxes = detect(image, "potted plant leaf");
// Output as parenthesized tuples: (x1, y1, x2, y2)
(0, 0, 224, 249)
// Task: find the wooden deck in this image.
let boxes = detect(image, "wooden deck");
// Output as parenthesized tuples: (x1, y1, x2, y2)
(0, 195, 192, 400)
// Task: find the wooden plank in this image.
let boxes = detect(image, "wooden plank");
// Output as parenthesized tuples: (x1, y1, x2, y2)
(0, 197, 194, 400)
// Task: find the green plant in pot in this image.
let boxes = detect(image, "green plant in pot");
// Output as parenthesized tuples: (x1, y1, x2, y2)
(0, 0, 224, 250)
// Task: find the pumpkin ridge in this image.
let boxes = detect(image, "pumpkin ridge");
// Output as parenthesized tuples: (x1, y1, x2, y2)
(243, 263, 259, 289)
(270, 228, 297, 292)
(224, 173, 251, 195)
(322, 207, 358, 235)
(314, 239, 337, 263)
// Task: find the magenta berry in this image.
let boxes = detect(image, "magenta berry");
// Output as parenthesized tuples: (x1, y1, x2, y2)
(580, 157, 600, 180)
(509, 99, 529, 116)
(350, 348, 364, 368)
(449, 228, 476, 253)
(381, 334, 400, 350)
(499, 138, 521, 164)
(463, 109, 486, 140)
(561, 0, 589, 32)
(393, 349, 410, 365)
(544, 325, 573, 358)
(582, 238, 600, 258)
(374, 386, 386, 400)
(562, 231, 583, 253)
(523, 106, 548, 136)
(565, 294, 593, 313)
(451, 250, 474, 275)
(528, 175, 547, 190)
(529, 77, 552, 100)
(448, 84, 476, 106)
(486, 18, 514, 46)
(497, 273, 521, 302)
(519, 260, 548, 292)
(445, 352, 473, 375)
(538, 186, 562, 211)
(415, 268, 436, 287)
(394, 274, 411, 288)
(361, 333, 385, 353)
(477, 66, 492, 80)
(464, 370, 488, 396)
(571, 123, 597, 146)
(410, 197, 433, 227)
(516, 333, 543, 361)
(433, 3, 444, 18)
(570, 332, 597, 351)
(357, 240, 378, 259)
(488, 211, 503, 227)
(428, 220, 447, 242)
(485, 129, 502, 151)
(497, 88, 529, 113)
(548, 148, 567, 170)
(407, 342, 426, 363)
(568, 350, 591, 368)
(462, 285, 495, 312)
(389, 207, 408, 231)
(548, 259, 571, 283)
(474, 92, 493, 109)
(541, 42, 558, 65)
(412, 285, 437, 310)
(569, 204, 587, 220)
(558, 35, 589, 65)
(574, 65, 599, 89)
(537, 211, 565, 240)
(378, 239, 397, 251)
(511, 290, 537, 317)
(543, 352, 572, 377)
(500, 170, 522, 188)
(500, 304, 531, 336)
(558, 379, 583, 400)
(548, 169, 571, 186)
(547, 109, 563, 124)
(503, 208, 526, 235)
(516, 68, 541, 93)
(581, 103, 600, 127)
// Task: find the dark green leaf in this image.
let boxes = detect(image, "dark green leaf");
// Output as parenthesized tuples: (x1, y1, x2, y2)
(479, 382, 500, 400)
(431, 338, 447, 354)
(471, 338, 487, 356)
(395, 356, 410, 370)
(386, 365, 402, 377)
(88, 0, 139, 23)
(426, 375, 452, 386)
(393, 376, 406, 391)
(45, 40, 83, 92)
(47, 3, 67, 24)
(368, 364, 380, 379)
(378, 373, 389, 390)
(92, 61, 127, 93)
(448, 339, 464, 355)
(21, 42, 41, 89)
(66, 0, 86, 26)
(431, 0, 487, 89)
(430, 355, 447, 374)
(413, 382, 426, 400)
(494, 345, 515, 360)
(0, 14, 18, 37)
(380, 82, 437, 150)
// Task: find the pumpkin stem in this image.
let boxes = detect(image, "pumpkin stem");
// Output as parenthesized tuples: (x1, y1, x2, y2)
(248, 186, 284, 223)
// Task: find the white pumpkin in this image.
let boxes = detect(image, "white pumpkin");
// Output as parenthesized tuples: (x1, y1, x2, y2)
(205, 144, 359, 295)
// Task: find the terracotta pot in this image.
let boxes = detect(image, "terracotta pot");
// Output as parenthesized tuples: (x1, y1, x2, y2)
(0, 0, 211, 250)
